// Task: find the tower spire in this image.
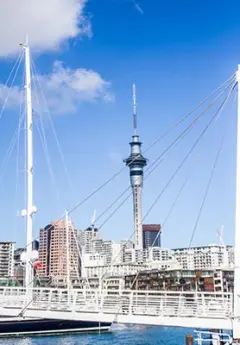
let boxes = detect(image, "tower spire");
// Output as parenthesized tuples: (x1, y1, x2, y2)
(124, 85, 147, 253)
(133, 83, 137, 136)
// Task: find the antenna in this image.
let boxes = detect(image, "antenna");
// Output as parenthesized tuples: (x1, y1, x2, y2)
(91, 209, 96, 228)
(216, 225, 224, 246)
(133, 83, 137, 136)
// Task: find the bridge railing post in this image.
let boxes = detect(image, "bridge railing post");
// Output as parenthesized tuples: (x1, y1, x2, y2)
(47, 289, 52, 310)
(159, 293, 163, 316)
(100, 289, 104, 313)
(201, 292, 206, 315)
(129, 291, 133, 315)
(178, 292, 183, 316)
(72, 291, 76, 312)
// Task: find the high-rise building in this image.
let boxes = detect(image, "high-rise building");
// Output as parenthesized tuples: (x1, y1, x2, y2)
(0, 242, 14, 277)
(78, 227, 101, 254)
(142, 224, 161, 249)
(124, 84, 147, 250)
(38, 220, 79, 279)
(32, 240, 39, 251)
(14, 247, 25, 282)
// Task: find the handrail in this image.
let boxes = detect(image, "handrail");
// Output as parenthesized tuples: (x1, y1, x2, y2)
(0, 286, 233, 321)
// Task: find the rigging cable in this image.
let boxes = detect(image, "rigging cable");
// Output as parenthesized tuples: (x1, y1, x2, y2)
(30, 56, 60, 201)
(130, 81, 237, 289)
(21, 75, 233, 252)
(70, 77, 236, 221)
(21, 77, 237, 274)
(142, 81, 237, 224)
(188, 138, 225, 247)
(94, 79, 236, 235)
(16, 72, 236, 282)
(187, 85, 237, 247)
(63, 75, 237, 217)
(30, 57, 74, 195)
(97, 82, 236, 281)
(0, 112, 26, 194)
(0, 50, 24, 121)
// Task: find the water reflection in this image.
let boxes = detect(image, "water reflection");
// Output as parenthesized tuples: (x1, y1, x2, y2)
(0, 337, 33, 345)
(0, 327, 192, 345)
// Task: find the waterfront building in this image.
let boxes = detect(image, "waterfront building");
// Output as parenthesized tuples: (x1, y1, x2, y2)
(172, 244, 234, 270)
(125, 267, 234, 292)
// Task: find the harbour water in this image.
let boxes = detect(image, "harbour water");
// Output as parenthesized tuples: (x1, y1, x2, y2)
(0, 326, 193, 345)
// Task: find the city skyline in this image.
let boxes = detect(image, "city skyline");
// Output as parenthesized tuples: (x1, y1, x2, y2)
(0, 0, 238, 249)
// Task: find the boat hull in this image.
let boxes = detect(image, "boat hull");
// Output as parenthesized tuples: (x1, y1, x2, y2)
(0, 317, 111, 337)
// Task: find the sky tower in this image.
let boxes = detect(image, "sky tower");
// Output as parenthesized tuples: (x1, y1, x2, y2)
(124, 84, 148, 250)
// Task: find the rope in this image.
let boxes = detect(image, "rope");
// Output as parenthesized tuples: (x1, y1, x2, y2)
(188, 83, 236, 247)
(0, 50, 24, 121)
(81, 78, 236, 231)
(97, 83, 235, 282)
(67, 75, 237, 218)
(30, 58, 74, 196)
(129, 81, 236, 289)
(17, 75, 237, 290)
(19, 74, 236, 258)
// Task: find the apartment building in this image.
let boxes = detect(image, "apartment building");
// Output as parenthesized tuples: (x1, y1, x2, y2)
(38, 220, 79, 279)
(172, 244, 234, 270)
(0, 242, 14, 278)
(147, 247, 172, 262)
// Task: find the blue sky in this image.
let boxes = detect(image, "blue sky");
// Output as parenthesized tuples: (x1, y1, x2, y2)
(0, 0, 239, 248)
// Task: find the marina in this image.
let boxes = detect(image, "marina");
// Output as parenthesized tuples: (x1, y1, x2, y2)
(0, 43, 238, 343)
(0, 1, 239, 343)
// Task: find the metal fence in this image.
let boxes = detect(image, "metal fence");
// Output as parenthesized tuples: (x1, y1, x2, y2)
(0, 287, 233, 320)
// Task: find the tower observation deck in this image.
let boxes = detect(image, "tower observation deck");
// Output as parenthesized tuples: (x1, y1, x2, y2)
(124, 84, 147, 250)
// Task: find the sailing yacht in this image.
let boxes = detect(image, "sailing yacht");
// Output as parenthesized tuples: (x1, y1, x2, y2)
(0, 40, 111, 337)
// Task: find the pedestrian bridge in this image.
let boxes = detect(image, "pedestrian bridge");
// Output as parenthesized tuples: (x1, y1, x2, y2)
(0, 287, 236, 330)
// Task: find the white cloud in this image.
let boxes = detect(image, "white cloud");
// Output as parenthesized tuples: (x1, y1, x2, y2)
(0, 0, 90, 56)
(133, 1, 144, 15)
(0, 61, 113, 115)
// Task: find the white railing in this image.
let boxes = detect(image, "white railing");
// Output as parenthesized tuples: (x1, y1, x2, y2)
(0, 287, 233, 320)
(195, 330, 232, 344)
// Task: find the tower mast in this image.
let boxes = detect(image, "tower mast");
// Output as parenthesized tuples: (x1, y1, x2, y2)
(124, 84, 147, 252)
(133, 83, 137, 136)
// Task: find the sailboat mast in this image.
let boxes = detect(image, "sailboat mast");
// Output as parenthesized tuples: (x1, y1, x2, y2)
(234, 65, 240, 340)
(24, 39, 34, 288)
